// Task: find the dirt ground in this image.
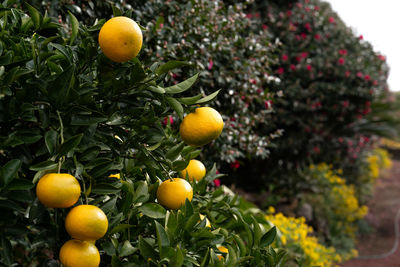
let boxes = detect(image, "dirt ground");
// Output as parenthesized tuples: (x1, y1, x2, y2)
(342, 160, 400, 267)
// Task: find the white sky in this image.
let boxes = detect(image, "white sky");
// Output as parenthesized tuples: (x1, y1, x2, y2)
(324, 0, 400, 91)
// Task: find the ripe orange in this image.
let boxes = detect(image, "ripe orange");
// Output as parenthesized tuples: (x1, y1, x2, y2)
(180, 159, 206, 181)
(59, 239, 100, 267)
(65, 205, 108, 241)
(98, 16, 143, 62)
(36, 173, 81, 208)
(156, 178, 193, 210)
(217, 245, 228, 260)
(179, 107, 224, 147)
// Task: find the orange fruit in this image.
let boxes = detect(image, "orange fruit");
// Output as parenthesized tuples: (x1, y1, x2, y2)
(65, 205, 108, 241)
(98, 16, 143, 62)
(59, 239, 100, 267)
(36, 173, 81, 208)
(217, 245, 228, 260)
(156, 178, 193, 210)
(179, 107, 224, 147)
(180, 159, 206, 181)
(108, 173, 120, 179)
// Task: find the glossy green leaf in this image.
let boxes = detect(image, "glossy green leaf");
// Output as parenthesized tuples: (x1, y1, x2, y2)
(6, 179, 34, 190)
(138, 203, 166, 219)
(120, 240, 137, 257)
(155, 61, 190, 76)
(68, 11, 79, 45)
(155, 220, 170, 251)
(29, 161, 57, 171)
(48, 65, 75, 107)
(44, 130, 57, 155)
(25, 3, 42, 30)
(166, 97, 184, 120)
(56, 133, 83, 158)
(195, 89, 221, 104)
(0, 159, 21, 187)
(91, 184, 121, 194)
(138, 236, 157, 261)
(260, 226, 276, 247)
(164, 73, 199, 94)
(165, 142, 185, 161)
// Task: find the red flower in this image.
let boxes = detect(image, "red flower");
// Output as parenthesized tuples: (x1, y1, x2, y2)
(282, 54, 289, 61)
(305, 23, 312, 31)
(338, 137, 344, 143)
(230, 160, 240, 169)
(364, 74, 371, 81)
(277, 67, 284, 74)
(290, 64, 296, 70)
(359, 35, 364, 40)
(300, 32, 307, 39)
(338, 57, 345, 65)
(301, 52, 308, 58)
(286, 10, 292, 16)
(246, 13, 253, 19)
(264, 100, 273, 109)
(328, 16, 335, 23)
(378, 55, 386, 61)
(249, 78, 257, 84)
(314, 6, 320, 11)
(208, 58, 213, 70)
(356, 72, 363, 78)
(373, 80, 378, 85)
(314, 34, 321, 40)
(342, 100, 349, 108)
(262, 24, 268, 30)
(213, 179, 221, 187)
(339, 49, 347, 55)
(345, 70, 351, 77)
(162, 116, 174, 126)
(306, 64, 312, 71)
(313, 146, 320, 154)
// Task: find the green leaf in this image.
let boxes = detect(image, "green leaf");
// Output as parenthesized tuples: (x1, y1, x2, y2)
(101, 197, 117, 214)
(138, 203, 166, 219)
(56, 133, 83, 158)
(70, 115, 108, 125)
(166, 97, 184, 120)
(178, 94, 203, 105)
(48, 65, 75, 107)
(112, 5, 122, 16)
(25, 3, 42, 30)
(44, 130, 57, 155)
(6, 179, 34, 190)
(260, 226, 276, 247)
(195, 89, 221, 104)
(109, 224, 134, 235)
(184, 213, 200, 231)
(164, 73, 199, 94)
(138, 236, 157, 261)
(169, 247, 184, 267)
(133, 181, 149, 203)
(0, 159, 21, 187)
(155, 221, 170, 250)
(155, 61, 190, 76)
(120, 240, 137, 257)
(165, 142, 185, 161)
(29, 161, 57, 171)
(68, 11, 79, 45)
(251, 216, 262, 248)
(148, 85, 165, 94)
(233, 234, 247, 257)
(91, 184, 121, 194)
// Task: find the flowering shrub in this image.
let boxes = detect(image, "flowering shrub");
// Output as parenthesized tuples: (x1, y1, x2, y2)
(265, 210, 342, 266)
(228, 0, 391, 194)
(302, 163, 369, 258)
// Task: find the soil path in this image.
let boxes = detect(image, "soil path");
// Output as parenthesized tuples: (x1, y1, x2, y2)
(342, 160, 400, 267)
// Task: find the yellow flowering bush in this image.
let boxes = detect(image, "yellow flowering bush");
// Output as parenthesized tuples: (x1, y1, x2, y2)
(380, 138, 400, 150)
(304, 163, 368, 260)
(265, 211, 342, 266)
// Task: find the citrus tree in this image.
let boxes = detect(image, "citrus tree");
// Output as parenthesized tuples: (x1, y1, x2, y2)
(0, 3, 291, 266)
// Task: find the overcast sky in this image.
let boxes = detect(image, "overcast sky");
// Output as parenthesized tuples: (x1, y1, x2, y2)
(324, 0, 400, 91)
